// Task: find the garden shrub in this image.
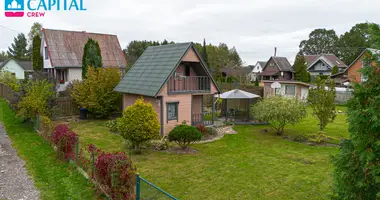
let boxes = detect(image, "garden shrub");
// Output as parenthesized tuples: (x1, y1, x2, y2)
(71, 67, 121, 118)
(292, 134, 308, 142)
(40, 115, 53, 141)
(51, 124, 78, 160)
(117, 98, 160, 153)
(0, 71, 21, 92)
(168, 125, 202, 149)
(17, 79, 55, 119)
(305, 131, 335, 144)
(196, 124, 206, 135)
(150, 138, 169, 151)
(94, 150, 136, 199)
(205, 127, 218, 136)
(105, 120, 118, 132)
(252, 96, 307, 135)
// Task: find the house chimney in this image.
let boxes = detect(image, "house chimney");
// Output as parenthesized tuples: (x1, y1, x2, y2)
(274, 47, 277, 57)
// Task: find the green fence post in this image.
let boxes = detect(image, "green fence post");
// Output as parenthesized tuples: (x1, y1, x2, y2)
(136, 174, 140, 200)
(75, 136, 79, 163)
(91, 150, 95, 178)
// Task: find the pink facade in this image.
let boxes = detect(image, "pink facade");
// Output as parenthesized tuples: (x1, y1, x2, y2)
(121, 46, 219, 135)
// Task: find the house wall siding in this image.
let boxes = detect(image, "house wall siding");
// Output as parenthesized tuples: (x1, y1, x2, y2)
(68, 68, 83, 82)
(159, 83, 193, 134)
(182, 48, 200, 62)
(263, 82, 309, 101)
(310, 61, 331, 71)
(348, 54, 364, 83)
(0, 60, 25, 79)
(42, 33, 53, 69)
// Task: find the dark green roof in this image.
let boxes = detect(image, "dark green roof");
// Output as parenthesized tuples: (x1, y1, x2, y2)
(114, 42, 220, 97)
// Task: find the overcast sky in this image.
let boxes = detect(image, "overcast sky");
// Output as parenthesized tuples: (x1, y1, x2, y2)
(1, 0, 379, 65)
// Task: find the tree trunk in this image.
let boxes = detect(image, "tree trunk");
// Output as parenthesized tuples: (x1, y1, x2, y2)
(135, 143, 141, 154)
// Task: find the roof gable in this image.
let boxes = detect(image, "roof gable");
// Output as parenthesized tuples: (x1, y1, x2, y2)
(262, 57, 292, 72)
(345, 48, 380, 72)
(43, 28, 127, 68)
(306, 54, 347, 70)
(0, 59, 33, 71)
(114, 43, 220, 97)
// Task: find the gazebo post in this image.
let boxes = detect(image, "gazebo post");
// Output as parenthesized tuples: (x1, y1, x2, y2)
(225, 99, 228, 123)
(212, 95, 215, 125)
(247, 98, 251, 121)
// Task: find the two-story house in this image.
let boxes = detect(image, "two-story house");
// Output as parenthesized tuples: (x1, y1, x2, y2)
(259, 57, 293, 80)
(114, 42, 221, 135)
(305, 54, 347, 80)
(247, 61, 266, 81)
(41, 28, 127, 91)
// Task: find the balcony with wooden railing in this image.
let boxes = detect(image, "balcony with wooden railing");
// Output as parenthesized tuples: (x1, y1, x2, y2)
(167, 75, 211, 94)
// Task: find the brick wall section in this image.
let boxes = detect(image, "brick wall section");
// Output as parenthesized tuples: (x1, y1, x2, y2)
(347, 54, 364, 83)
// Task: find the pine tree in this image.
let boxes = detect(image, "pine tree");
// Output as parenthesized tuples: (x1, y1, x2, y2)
(254, 77, 259, 86)
(332, 52, 380, 199)
(161, 39, 169, 45)
(331, 65, 339, 75)
(7, 33, 29, 60)
(202, 39, 209, 66)
(82, 38, 103, 78)
(293, 54, 307, 81)
(32, 35, 43, 71)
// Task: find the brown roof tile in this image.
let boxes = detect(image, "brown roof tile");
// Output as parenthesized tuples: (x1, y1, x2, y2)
(43, 29, 127, 68)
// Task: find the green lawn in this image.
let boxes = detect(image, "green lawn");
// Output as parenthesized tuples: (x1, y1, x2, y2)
(0, 99, 97, 200)
(68, 106, 348, 200)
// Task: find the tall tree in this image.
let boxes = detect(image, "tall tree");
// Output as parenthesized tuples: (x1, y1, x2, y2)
(307, 78, 336, 131)
(123, 40, 159, 68)
(293, 54, 307, 81)
(82, 38, 103, 78)
(32, 35, 43, 71)
(161, 39, 169, 45)
(338, 23, 375, 65)
(333, 52, 380, 199)
(370, 23, 380, 49)
(299, 29, 339, 56)
(331, 65, 339, 75)
(202, 39, 209, 66)
(28, 22, 43, 44)
(0, 51, 8, 61)
(7, 33, 29, 60)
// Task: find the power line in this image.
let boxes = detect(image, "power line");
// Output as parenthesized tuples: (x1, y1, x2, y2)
(0, 24, 21, 33)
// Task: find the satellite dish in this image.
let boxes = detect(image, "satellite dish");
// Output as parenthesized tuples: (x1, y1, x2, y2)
(271, 82, 281, 89)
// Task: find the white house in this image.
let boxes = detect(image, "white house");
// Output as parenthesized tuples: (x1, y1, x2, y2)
(0, 59, 33, 79)
(304, 54, 347, 80)
(262, 80, 312, 102)
(41, 28, 127, 91)
(247, 61, 266, 81)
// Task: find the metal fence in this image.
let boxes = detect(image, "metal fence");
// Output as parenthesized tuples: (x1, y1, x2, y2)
(335, 91, 352, 104)
(136, 174, 178, 200)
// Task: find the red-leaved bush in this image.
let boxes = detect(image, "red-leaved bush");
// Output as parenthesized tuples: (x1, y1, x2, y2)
(52, 124, 78, 160)
(196, 124, 206, 135)
(94, 149, 137, 199)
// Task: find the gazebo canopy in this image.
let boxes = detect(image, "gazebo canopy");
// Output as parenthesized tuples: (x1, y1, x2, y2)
(214, 89, 261, 99)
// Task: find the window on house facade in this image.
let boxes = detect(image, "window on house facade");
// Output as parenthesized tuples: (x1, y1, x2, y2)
(285, 85, 296, 96)
(44, 47, 48, 60)
(167, 102, 178, 121)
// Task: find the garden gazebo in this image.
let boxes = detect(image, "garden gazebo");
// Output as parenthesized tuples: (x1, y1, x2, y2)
(213, 89, 261, 124)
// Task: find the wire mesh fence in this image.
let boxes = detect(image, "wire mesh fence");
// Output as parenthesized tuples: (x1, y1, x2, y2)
(137, 174, 178, 200)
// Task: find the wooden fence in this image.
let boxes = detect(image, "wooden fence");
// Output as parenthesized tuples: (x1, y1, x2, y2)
(0, 83, 17, 103)
(54, 97, 81, 117)
(203, 82, 263, 107)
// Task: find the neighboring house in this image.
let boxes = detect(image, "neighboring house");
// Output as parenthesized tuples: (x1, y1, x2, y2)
(248, 61, 266, 81)
(304, 54, 347, 80)
(0, 59, 33, 79)
(114, 42, 221, 135)
(259, 57, 293, 81)
(262, 80, 312, 101)
(345, 48, 380, 83)
(41, 28, 127, 91)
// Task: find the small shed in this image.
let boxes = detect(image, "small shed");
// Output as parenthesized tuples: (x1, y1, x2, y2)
(262, 80, 313, 101)
(214, 89, 261, 124)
